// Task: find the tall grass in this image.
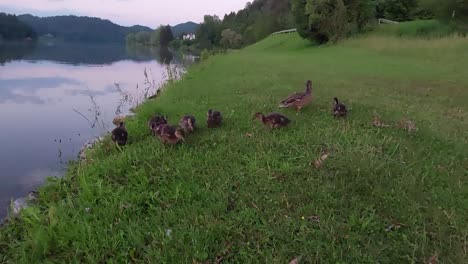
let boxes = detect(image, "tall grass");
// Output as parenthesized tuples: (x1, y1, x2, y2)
(0, 31, 467, 263)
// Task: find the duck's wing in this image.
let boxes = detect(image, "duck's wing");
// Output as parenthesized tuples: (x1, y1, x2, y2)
(279, 92, 306, 107)
(270, 113, 290, 125)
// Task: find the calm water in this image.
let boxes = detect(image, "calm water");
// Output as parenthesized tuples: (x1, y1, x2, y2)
(0, 42, 186, 218)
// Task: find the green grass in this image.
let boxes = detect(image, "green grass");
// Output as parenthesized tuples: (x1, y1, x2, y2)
(1, 31, 467, 263)
(374, 20, 458, 38)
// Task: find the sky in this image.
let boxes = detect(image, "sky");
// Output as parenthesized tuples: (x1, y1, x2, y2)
(0, 0, 250, 27)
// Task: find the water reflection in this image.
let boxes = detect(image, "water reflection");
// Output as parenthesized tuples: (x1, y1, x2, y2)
(0, 42, 186, 218)
(0, 42, 183, 65)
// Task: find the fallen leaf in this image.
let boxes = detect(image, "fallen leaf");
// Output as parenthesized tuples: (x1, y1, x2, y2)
(396, 118, 418, 132)
(307, 215, 320, 223)
(385, 222, 406, 232)
(245, 132, 254, 138)
(372, 115, 390, 128)
(289, 256, 301, 264)
(427, 254, 438, 264)
(313, 153, 329, 169)
(215, 242, 232, 264)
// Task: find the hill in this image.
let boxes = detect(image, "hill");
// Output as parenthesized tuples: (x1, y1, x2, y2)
(171, 21, 198, 37)
(17, 14, 153, 43)
(1, 28, 467, 262)
(0, 13, 36, 41)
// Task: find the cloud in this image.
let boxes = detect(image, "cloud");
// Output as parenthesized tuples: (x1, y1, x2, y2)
(0, 77, 82, 90)
(65, 85, 118, 97)
(0, 77, 82, 104)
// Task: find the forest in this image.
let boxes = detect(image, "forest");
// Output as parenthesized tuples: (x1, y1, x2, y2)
(0, 13, 37, 41)
(192, 0, 467, 49)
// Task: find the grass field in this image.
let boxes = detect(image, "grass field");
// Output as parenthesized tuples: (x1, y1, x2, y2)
(1, 29, 467, 263)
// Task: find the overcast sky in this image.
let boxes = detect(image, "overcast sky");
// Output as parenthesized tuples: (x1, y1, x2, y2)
(0, 0, 250, 27)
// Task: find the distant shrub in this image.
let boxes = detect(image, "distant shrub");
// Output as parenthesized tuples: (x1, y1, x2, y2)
(200, 49, 210, 61)
(376, 20, 459, 38)
(292, 0, 375, 44)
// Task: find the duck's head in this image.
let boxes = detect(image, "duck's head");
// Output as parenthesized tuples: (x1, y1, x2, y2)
(333, 97, 339, 105)
(184, 118, 195, 131)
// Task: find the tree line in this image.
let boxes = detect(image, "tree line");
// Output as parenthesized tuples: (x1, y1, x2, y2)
(193, 0, 467, 50)
(0, 13, 37, 41)
(126, 25, 175, 46)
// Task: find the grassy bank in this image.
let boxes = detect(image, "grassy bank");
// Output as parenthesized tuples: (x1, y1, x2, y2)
(1, 30, 467, 263)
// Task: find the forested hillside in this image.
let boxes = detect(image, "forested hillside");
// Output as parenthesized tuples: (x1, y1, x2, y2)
(17, 14, 152, 43)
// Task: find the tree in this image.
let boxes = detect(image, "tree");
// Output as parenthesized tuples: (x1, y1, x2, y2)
(150, 26, 162, 46)
(422, 0, 468, 31)
(0, 13, 37, 41)
(345, 0, 376, 31)
(159, 25, 174, 46)
(292, 0, 375, 44)
(135, 31, 150, 45)
(378, 0, 419, 21)
(220, 29, 243, 49)
(126, 32, 136, 45)
(196, 15, 222, 49)
(292, 0, 310, 41)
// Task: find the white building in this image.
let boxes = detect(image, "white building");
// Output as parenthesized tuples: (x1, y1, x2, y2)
(182, 33, 196, 41)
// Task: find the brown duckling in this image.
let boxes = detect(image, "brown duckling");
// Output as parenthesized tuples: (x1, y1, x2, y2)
(207, 109, 222, 128)
(148, 115, 168, 132)
(111, 122, 128, 146)
(153, 124, 185, 145)
(253, 112, 291, 129)
(179, 115, 196, 133)
(333, 97, 348, 118)
(279, 80, 314, 112)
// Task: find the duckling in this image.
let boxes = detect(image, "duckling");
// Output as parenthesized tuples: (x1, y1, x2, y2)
(111, 122, 128, 146)
(279, 80, 314, 112)
(333, 97, 347, 118)
(153, 124, 185, 145)
(148, 115, 168, 132)
(253, 112, 291, 129)
(207, 109, 222, 128)
(179, 115, 196, 133)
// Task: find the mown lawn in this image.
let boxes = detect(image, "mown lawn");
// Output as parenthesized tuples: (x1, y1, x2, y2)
(1, 32, 467, 263)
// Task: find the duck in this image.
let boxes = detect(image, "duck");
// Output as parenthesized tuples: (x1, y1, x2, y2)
(207, 109, 222, 128)
(111, 122, 128, 146)
(279, 80, 313, 112)
(253, 112, 291, 129)
(148, 115, 168, 132)
(179, 115, 196, 133)
(152, 124, 185, 145)
(333, 97, 348, 118)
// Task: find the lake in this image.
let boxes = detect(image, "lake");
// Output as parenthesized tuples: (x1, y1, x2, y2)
(0, 42, 188, 218)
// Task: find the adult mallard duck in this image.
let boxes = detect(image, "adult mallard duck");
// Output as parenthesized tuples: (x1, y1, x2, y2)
(152, 124, 185, 145)
(279, 80, 313, 112)
(111, 122, 128, 146)
(253, 112, 291, 129)
(179, 115, 196, 133)
(148, 115, 168, 132)
(207, 109, 222, 128)
(333, 97, 348, 118)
